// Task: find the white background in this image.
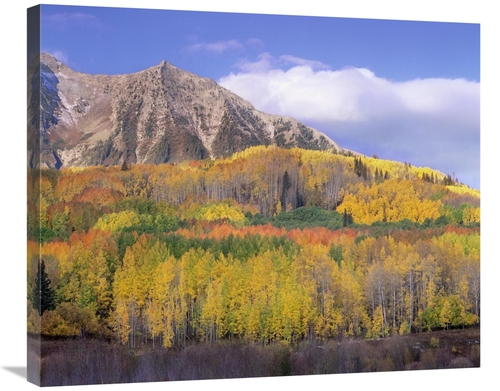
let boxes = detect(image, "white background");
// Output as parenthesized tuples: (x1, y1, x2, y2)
(1, 1, 497, 390)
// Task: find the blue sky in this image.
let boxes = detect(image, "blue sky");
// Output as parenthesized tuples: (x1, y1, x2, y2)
(38, 4, 480, 189)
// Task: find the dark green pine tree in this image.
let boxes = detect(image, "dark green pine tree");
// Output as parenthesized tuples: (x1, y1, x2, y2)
(280, 170, 292, 211)
(354, 158, 362, 177)
(32, 259, 56, 316)
(328, 243, 344, 268)
(342, 209, 353, 227)
(361, 163, 369, 180)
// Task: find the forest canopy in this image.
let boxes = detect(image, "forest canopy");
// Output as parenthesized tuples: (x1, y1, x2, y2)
(27, 146, 480, 347)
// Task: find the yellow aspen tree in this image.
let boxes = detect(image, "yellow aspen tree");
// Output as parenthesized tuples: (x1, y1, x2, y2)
(401, 251, 421, 331)
(440, 297, 452, 329)
(382, 255, 403, 333)
(200, 263, 224, 342)
(113, 267, 133, 344)
(370, 305, 385, 338)
(227, 258, 251, 338)
(365, 261, 389, 335)
(339, 268, 368, 337)
(246, 252, 277, 342)
(148, 256, 177, 347)
(421, 254, 440, 315)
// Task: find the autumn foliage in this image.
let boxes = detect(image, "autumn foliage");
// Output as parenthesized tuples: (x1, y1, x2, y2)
(27, 146, 480, 346)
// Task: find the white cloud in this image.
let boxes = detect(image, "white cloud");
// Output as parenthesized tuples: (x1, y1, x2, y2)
(234, 52, 275, 73)
(218, 54, 480, 188)
(234, 53, 330, 74)
(220, 60, 394, 122)
(279, 55, 329, 70)
(187, 39, 244, 53)
(246, 38, 265, 48)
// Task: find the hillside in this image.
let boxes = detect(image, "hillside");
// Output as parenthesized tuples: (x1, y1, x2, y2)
(28, 145, 479, 238)
(27, 145, 480, 384)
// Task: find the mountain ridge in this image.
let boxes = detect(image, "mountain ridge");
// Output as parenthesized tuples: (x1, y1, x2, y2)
(28, 53, 345, 169)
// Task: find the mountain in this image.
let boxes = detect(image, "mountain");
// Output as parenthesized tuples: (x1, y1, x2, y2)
(28, 53, 344, 169)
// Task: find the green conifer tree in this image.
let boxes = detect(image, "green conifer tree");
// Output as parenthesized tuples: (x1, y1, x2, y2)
(280, 170, 291, 212)
(32, 259, 56, 315)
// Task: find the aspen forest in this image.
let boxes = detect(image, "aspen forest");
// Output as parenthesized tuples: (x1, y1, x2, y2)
(27, 146, 480, 384)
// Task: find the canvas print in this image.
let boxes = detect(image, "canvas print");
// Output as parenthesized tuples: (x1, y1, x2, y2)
(27, 4, 480, 387)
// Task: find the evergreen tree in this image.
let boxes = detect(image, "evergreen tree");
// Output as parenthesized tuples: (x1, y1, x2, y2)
(342, 209, 353, 227)
(443, 174, 453, 186)
(32, 259, 56, 315)
(354, 158, 362, 177)
(280, 170, 291, 212)
(354, 158, 368, 180)
(329, 243, 343, 267)
(361, 163, 369, 180)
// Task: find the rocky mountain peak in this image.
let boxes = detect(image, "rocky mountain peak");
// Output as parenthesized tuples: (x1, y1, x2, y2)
(28, 53, 344, 169)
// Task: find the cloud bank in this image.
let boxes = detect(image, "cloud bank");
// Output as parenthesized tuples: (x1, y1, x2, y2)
(219, 54, 480, 188)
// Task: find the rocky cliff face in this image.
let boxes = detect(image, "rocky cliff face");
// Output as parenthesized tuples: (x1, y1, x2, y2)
(29, 53, 343, 169)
